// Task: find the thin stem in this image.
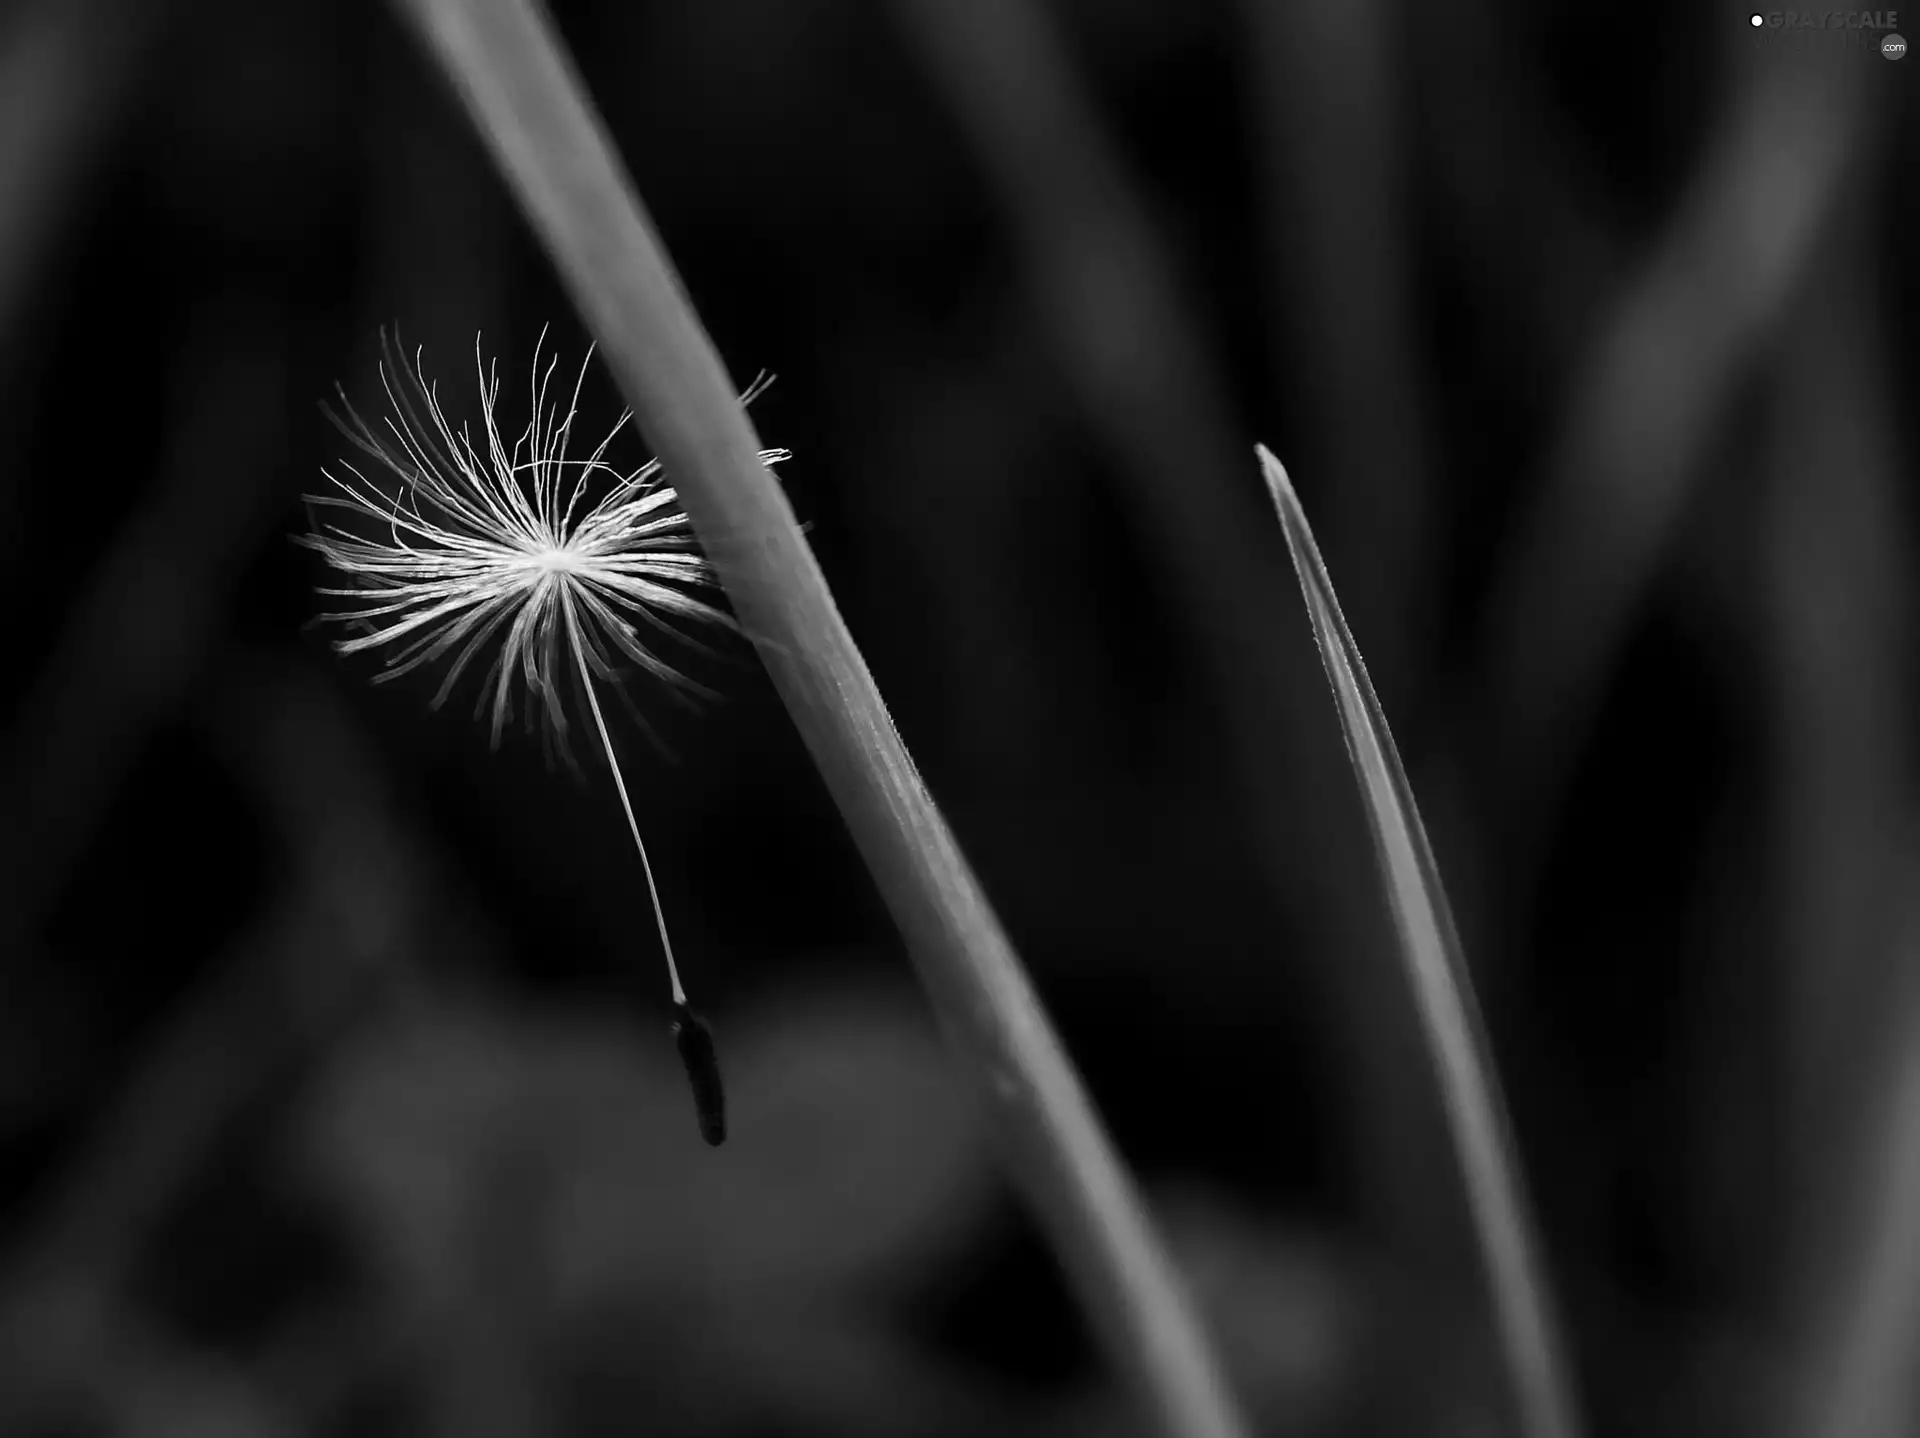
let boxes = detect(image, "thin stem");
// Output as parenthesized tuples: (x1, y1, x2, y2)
(561, 584, 685, 1006)
(392, 3, 1248, 1435)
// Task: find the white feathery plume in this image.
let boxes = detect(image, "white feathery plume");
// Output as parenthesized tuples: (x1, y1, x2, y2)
(299, 330, 786, 1029)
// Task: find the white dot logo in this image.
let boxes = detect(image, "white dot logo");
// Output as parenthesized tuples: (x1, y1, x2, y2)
(1749, 12, 1764, 24)
(1884, 33, 1908, 58)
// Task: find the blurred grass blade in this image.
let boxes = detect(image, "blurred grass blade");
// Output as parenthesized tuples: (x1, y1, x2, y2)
(1257, 445, 1582, 1438)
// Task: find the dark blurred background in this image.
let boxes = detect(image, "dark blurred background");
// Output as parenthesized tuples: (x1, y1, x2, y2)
(1, 1, 1915, 1434)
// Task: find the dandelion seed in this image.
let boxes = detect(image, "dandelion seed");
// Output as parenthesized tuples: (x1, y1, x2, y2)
(299, 330, 785, 1146)
(670, 1001, 727, 1146)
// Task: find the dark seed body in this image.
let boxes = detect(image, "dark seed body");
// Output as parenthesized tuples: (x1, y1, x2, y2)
(671, 1002, 727, 1146)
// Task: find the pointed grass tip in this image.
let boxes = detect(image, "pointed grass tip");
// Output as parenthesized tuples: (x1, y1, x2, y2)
(671, 1001, 727, 1146)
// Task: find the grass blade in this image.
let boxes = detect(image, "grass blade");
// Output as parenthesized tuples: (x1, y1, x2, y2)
(1257, 445, 1583, 1438)
(385, 3, 1250, 1435)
